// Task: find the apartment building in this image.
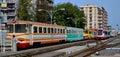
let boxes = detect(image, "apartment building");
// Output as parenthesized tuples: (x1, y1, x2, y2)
(0, 0, 17, 22)
(36, 0, 54, 9)
(80, 4, 108, 30)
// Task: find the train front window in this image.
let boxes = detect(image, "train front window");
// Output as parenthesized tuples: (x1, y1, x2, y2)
(15, 24, 26, 33)
(104, 31, 107, 35)
(98, 30, 102, 35)
(7, 24, 13, 33)
(84, 30, 88, 34)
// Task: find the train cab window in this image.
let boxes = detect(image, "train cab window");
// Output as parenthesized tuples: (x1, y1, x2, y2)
(34, 27, 37, 33)
(104, 31, 107, 35)
(84, 30, 88, 34)
(15, 24, 26, 33)
(7, 24, 14, 33)
(98, 30, 102, 35)
(39, 27, 42, 33)
(43, 27, 46, 33)
(108, 32, 110, 35)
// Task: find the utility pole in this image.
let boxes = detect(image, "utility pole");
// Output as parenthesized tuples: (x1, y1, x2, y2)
(0, 2, 7, 52)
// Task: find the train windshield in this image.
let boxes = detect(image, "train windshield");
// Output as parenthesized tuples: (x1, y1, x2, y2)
(7, 24, 14, 33)
(98, 30, 102, 35)
(104, 31, 107, 35)
(7, 24, 28, 33)
(108, 32, 110, 35)
(84, 30, 89, 33)
(15, 24, 26, 33)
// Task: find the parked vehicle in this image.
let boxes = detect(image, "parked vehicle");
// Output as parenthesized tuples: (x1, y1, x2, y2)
(96, 29, 110, 40)
(83, 29, 97, 40)
(7, 20, 84, 49)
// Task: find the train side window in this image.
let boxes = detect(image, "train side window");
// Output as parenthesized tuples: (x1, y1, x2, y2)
(67, 30, 69, 33)
(70, 30, 75, 33)
(63, 29, 65, 34)
(58, 29, 59, 34)
(39, 27, 42, 33)
(55, 28, 56, 33)
(51, 28, 53, 33)
(78, 31, 80, 33)
(69, 30, 71, 33)
(34, 26, 37, 33)
(48, 28, 50, 33)
(60, 29, 62, 34)
(43, 27, 46, 33)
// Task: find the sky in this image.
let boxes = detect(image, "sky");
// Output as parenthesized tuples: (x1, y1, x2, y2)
(54, 0, 120, 31)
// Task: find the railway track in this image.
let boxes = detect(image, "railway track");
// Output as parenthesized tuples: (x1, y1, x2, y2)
(0, 37, 118, 57)
(0, 40, 95, 57)
(69, 38, 119, 57)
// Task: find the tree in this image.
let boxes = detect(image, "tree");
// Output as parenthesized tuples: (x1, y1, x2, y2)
(18, 0, 31, 21)
(54, 2, 86, 29)
(35, 0, 53, 23)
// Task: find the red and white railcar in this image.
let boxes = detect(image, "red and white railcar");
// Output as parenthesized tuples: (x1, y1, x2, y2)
(7, 20, 66, 49)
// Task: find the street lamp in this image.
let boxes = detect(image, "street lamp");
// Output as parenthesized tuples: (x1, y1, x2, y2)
(73, 18, 79, 27)
(38, 8, 65, 24)
(67, 17, 79, 27)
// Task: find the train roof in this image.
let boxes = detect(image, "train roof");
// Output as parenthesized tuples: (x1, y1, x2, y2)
(7, 20, 66, 28)
(66, 27, 83, 30)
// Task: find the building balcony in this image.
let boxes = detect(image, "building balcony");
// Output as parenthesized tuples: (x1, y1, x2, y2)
(0, 0, 15, 3)
(7, 13, 15, 16)
(6, 0, 15, 3)
(0, 13, 15, 17)
(7, 7, 15, 10)
(0, 8, 7, 11)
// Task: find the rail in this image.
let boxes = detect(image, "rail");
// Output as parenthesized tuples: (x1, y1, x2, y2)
(69, 38, 119, 57)
(0, 40, 95, 57)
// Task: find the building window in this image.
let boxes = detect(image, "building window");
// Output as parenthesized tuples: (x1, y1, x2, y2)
(80, 7, 83, 10)
(89, 10, 92, 12)
(90, 26, 92, 28)
(90, 23, 92, 25)
(90, 14, 92, 17)
(90, 17, 92, 22)
(89, 7, 92, 9)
